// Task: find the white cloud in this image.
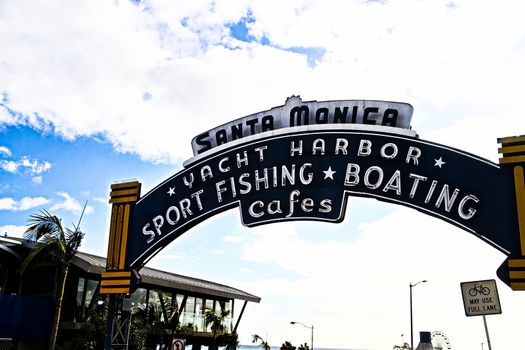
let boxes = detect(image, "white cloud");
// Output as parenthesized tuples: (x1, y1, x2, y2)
(229, 204, 522, 349)
(5, 1, 524, 164)
(0, 156, 52, 175)
(0, 146, 11, 157)
(92, 197, 108, 204)
(20, 156, 51, 174)
(0, 196, 50, 211)
(223, 235, 243, 243)
(0, 224, 27, 238)
(0, 160, 18, 173)
(0, 198, 16, 210)
(50, 192, 94, 215)
(32, 176, 43, 184)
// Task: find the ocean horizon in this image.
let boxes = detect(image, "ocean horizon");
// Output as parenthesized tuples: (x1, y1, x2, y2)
(239, 344, 374, 350)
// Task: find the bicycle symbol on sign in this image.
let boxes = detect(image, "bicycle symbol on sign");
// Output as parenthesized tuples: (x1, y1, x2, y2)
(468, 284, 490, 297)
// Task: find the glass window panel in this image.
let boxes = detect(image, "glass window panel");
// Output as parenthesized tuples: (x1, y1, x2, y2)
(149, 290, 161, 321)
(76, 278, 85, 308)
(224, 300, 232, 332)
(205, 299, 214, 332)
(159, 291, 172, 323)
(215, 300, 223, 313)
(84, 279, 98, 309)
(195, 298, 204, 331)
(183, 296, 195, 328)
(131, 288, 148, 311)
(176, 294, 184, 312)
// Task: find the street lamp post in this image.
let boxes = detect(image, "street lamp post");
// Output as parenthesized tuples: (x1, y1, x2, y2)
(409, 280, 427, 350)
(290, 321, 314, 350)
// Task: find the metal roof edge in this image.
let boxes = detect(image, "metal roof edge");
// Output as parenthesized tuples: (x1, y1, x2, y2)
(73, 251, 260, 303)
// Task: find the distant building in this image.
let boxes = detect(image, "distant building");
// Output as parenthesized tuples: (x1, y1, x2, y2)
(0, 235, 260, 349)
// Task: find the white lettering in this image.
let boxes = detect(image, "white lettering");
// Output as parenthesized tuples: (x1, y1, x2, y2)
(458, 195, 479, 219)
(267, 200, 282, 214)
(383, 170, 402, 195)
(312, 138, 325, 155)
(255, 169, 269, 190)
(409, 174, 427, 198)
(299, 163, 313, 185)
(290, 140, 303, 156)
(406, 146, 421, 165)
(335, 138, 348, 155)
(236, 151, 248, 167)
(286, 190, 300, 217)
(380, 143, 398, 159)
(215, 180, 227, 202)
(344, 163, 360, 186)
(183, 173, 194, 188)
(142, 223, 155, 244)
(248, 201, 265, 218)
(201, 165, 213, 181)
(301, 198, 314, 212)
(358, 139, 372, 156)
(239, 173, 252, 194)
(152, 215, 164, 236)
(254, 146, 268, 161)
(179, 198, 192, 219)
(435, 184, 460, 212)
(219, 157, 231, 172)
(364, 166, 384, 189)
(166, 206, 180, 225)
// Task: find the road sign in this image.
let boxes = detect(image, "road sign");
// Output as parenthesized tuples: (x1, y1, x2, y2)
(460, 279, 502, 316)
(172, 339, 185, 350)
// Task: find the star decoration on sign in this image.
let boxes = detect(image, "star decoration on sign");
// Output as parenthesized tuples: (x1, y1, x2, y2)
(167, 187, 176, 196)
(434, 157, 446, 168)
(323, 166, 336, 180)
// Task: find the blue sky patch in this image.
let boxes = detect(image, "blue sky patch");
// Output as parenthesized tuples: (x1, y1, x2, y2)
(0, 125, 175, 254)
(228, 14, 256, 43)
(285, 46, 326, 67)
(142, 92, 152, 101)
(227, 14, 324, 66)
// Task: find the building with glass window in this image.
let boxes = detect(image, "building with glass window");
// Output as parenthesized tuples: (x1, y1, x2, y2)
(0, 235, 260, 349)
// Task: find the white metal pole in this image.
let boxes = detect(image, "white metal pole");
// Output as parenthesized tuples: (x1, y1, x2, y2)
(482, 315, 492, 350)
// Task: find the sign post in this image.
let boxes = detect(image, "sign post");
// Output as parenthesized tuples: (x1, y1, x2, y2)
(460, 279, 502, 350)
(100, 96, 525, 349)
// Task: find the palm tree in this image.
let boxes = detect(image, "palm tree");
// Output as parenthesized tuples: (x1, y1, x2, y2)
(280, 341, 296, 350)
(204, 307, 231, 350)
(252, 334, 271, 350)
(20, 209, 85, 350)
(297, 343, 310, 350)
(222, 331, 239, 350)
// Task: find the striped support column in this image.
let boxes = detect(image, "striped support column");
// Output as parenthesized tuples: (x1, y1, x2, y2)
(498, 135, 525, 290)
(100, 181, 141, 294)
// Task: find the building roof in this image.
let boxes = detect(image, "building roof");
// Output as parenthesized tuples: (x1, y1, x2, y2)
(72, 251, 261, 303)
(0, 236, 260, 303)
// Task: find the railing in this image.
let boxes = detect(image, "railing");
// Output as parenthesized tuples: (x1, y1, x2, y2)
(0, 338, 13, 350)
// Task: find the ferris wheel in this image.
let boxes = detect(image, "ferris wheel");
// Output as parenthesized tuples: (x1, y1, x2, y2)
(431, 331, 452, 350)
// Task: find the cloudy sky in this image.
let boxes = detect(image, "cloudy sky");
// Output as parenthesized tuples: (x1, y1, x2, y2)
(2, 0, 525, 349)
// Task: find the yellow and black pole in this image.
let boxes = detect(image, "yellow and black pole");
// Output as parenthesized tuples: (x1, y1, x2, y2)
(498, 136, 525, 290)
(101, 181, 141, 350)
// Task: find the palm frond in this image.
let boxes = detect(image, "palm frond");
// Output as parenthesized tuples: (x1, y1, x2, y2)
(24, 210, 65, 242)
(19, 236, 60, 274)
(252, 334, 263, 344)
(65, 227, 84, 260)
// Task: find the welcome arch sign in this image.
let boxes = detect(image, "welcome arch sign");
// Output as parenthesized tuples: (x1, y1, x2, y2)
(100, 96, 525, 293)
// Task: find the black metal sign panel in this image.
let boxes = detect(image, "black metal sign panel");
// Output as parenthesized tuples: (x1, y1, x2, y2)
(125, 127, 523, 285)
(191, 97, 413, 155)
